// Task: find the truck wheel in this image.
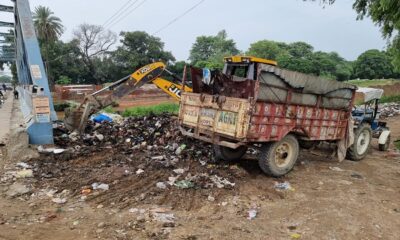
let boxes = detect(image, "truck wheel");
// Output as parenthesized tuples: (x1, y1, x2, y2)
(378, 134, 390, 151)
(346, 123, 372, 161)
(213, 145, 248, 162)
(258, 134, 299, 177)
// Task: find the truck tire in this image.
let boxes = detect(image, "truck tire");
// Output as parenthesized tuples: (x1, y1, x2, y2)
(378, 134, 390, 151)
(213, 145, 248, 162)
(346, 123, 372, 161)
(258, 134, 299, 177)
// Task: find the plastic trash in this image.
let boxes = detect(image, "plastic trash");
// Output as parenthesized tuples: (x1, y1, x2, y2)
(175, 144, 187, 155)
(156, 182, 167, 189)
(274, 181, 294, 191)
(291, 233, 301, 239)
(52, 197, 67, 204)
(92, 183, 109, 191)
(91, 113, 113, 123)
(153, 213, 175, 223)
(15, 169, 33, 178)
(174, 180, 195, 189)
(136, 169, 144, 175)
(247, 209, 257, 220)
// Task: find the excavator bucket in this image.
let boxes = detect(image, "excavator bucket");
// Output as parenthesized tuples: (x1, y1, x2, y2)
(64, 107, 84, 131)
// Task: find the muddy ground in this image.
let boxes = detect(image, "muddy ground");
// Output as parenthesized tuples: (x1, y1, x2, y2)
(0, 115, 399, 240)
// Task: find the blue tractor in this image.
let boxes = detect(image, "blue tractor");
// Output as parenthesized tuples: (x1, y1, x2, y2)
(348, 87, 391, 160)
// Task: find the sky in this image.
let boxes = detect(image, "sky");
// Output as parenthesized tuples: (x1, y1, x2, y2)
(0, 0, 388, 62)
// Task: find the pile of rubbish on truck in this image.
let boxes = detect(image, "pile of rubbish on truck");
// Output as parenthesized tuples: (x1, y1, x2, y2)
(3, 113, 276, 209)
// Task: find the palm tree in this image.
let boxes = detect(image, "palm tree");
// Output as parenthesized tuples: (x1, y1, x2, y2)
(33, 6, 64, 89)
(33, 6, 64, 43)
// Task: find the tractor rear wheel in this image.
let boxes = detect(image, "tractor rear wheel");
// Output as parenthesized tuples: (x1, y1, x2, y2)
(346, 123, 372, 161)
(258, 134, 299, 177)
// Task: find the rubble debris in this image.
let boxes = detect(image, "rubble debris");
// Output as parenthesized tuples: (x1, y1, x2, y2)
(6, 183, 30, 197)
(153, 213, 175, 223)
(379, 102, 400, 118)
(16, 162, 31, 169)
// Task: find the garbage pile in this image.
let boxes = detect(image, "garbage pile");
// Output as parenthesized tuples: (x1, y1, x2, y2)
(25, 113, 250, 209)
(380, 102, 400, 118)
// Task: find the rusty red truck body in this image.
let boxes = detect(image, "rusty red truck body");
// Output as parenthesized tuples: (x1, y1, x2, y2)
(179, 56, 361, 177)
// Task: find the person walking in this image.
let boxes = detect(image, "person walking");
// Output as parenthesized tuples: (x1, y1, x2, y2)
(2, 83, 6, 92)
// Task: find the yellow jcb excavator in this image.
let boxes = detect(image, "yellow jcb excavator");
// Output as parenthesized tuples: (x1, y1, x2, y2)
(64, 62, 192, 132)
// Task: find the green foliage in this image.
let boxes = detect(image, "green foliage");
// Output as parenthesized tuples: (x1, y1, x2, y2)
(55, 75, 72, 85)
(102, 106, 116, 114)
(33, 6, 64, 42)
(247, 40, 285, 60)
(122, 103, 179, 117)
(353, 49, 394, 79)
(0, 75, 11, 83)
(53, 102, 71, 112)
(380, 95, 400, 104)
(113, 31, 175, 77)
(189, 30, 239, 70)
(347, 79, 398, 87)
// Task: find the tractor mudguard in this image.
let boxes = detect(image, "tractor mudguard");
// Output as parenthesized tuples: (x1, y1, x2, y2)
(378, 130, 391, 145)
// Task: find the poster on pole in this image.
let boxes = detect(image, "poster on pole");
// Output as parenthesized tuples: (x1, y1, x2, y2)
(32, 96, 50, 123)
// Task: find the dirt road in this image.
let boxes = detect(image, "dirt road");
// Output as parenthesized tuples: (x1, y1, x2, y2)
(0, 116, 399, 240)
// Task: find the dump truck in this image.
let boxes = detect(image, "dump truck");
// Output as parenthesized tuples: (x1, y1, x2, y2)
(179, 56, 362, 177)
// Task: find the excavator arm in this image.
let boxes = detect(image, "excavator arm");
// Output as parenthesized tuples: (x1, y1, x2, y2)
(64, 62, 192, 132)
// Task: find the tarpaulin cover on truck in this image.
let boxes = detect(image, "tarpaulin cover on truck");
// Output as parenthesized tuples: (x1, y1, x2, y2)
(258, 64, 357, 110)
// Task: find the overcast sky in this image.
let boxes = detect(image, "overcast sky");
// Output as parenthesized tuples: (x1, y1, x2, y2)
(0, 0, 387, 62)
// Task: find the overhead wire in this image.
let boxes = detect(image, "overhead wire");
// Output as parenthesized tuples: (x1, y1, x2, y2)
(152, 0, 205, 35)
(105, 0, 148, 29)
(102, 0, 136, 27)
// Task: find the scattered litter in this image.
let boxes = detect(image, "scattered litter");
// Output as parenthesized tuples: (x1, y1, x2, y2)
(329, 166, 345, 172)
(81, 188, 92, 195)
(175, 144, 186, 155)
(95, 134, 104, 141)
(53, 149, 66, 154)
(174, 180, 195, 189)
(173, 168, 185, 175)
(153, 213, 175, 223)
(274, 181, 294, 191)
(15, 169, 33, 178)
(156, 182, 167, 189)
(247, 209, 258, 220)
(52, 198, 67, 204)
(16, 162, 31, 169)
(207, 195, 215, 202)
(92, 183, 109, 191)
(290, 233, 301, 239)
(136, 169, 144, 175)
(210, 175, 235, 189)
(351, 173, 364, 179)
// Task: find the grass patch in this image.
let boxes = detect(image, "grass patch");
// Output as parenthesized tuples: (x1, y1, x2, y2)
(122, 103, 179, 117)
(102, 106, 116, 114)
(394, 140, 400, 151)
(347, 79, 399, 87)
(380, 95, 400, 104)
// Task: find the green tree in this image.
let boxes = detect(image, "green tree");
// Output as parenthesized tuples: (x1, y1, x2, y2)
(189, 30, 239, 69)
(33, 6, 64, 89)
(112, 31, 175, 77)
(55, 75, 72, 85)
(247, 40, 286, 60)
(353, 49, 394, 79)
(315, 0, 400, 70)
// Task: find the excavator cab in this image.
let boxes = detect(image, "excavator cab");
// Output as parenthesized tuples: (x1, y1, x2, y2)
(222, 56, 277, 79)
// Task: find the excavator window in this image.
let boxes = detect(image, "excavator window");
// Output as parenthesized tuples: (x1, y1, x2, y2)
(223, 63, 257, 80)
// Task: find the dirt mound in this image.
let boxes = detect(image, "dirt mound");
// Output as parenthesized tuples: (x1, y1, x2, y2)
(28, 114, 271, 210)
